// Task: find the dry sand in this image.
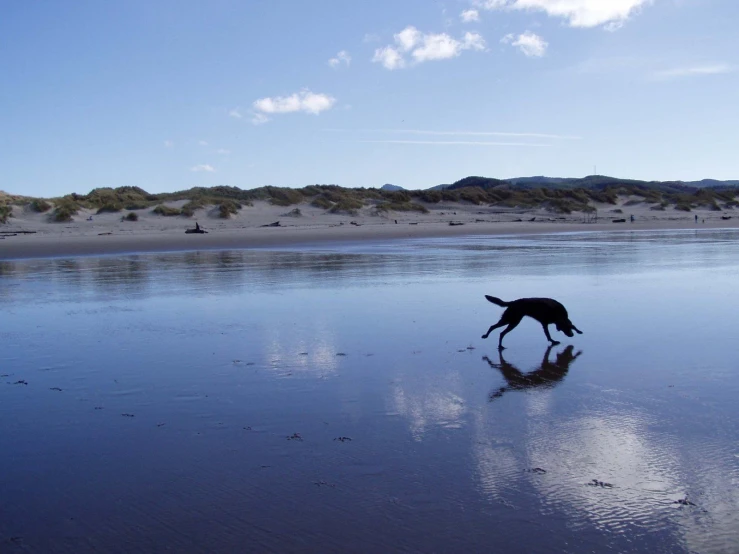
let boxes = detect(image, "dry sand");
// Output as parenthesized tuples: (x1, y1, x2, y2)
(1, 198, 737, 259)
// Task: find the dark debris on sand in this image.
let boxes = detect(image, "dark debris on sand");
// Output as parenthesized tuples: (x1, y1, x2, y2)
(314, 480, 336, 488)
(588, 479, 614, 488)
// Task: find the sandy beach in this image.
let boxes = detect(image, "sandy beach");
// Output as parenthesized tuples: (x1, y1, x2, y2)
(2, 197, 738, 259)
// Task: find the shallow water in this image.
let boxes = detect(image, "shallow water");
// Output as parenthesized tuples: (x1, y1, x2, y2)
(1, 229, 739, 553)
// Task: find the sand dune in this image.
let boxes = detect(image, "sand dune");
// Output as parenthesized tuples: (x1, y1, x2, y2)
(1, 198, 737, 259)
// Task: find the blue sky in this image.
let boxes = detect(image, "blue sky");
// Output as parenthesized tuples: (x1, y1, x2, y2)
(2, 0, 738, 197)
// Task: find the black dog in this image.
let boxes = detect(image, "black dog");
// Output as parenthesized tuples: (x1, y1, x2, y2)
(481, 296, 582, 350)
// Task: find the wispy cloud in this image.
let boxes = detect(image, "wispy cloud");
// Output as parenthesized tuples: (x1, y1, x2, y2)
(251, 89, 337, 124)
(325, 129, 580, 140)
(475, 0, 652, 29)
(216, 148, 231, 155)
(251, 112, 270, 125)
(228, 108, 243, 119)
(373, 46, 406, 70)
(359, 140, 550, 147)
(373, 26, 486, 70)
(328, 50, 351, 68)
(190, 164, 215, 172)
(502, 31, 548, 57)
(163, 140, 174, 148)
(198, 140, 208, 146)
(653, 63, 734, 80)
(461, 9, 480, 22)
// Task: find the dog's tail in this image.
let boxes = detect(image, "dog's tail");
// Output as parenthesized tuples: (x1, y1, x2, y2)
(485, 295, 509, 307)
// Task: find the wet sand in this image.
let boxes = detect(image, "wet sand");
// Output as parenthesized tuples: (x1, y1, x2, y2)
(2, 230, 739, 553)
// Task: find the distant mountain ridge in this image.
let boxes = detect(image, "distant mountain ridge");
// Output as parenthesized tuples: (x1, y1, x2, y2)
(432, 175, 739, 191)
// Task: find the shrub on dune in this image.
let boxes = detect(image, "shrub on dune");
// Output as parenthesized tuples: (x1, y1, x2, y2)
(152, 205, 181, 216)
(218, 200, 241, 219)
(0, 204, 12, 224)
(29, 199, 52, 213)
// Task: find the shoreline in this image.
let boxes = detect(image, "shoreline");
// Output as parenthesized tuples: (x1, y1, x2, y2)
(2, 218, 738, 260)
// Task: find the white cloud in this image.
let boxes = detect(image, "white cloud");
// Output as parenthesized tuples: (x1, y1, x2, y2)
(373, 46, 406, 70)
(163, 140, 173, 148)
(190, 164, 215, 172)
(502, 31, 548, 57)
(396, 26, 422, 52)
(654, 63, 734, 80)
(216, 149, 231, 155)
(228, 108, 243, 119)
(413, 33, 463, 62)
(251, 89, 336, 124)
(373, 26, 486, 69)
(363, 33, 381, 43)
(463, 32, 486, 51)
(198, 140, 208, 146)
(476, 0, 652, 28)
(461, 9, 480, 22)
(328, 50, 351, 68)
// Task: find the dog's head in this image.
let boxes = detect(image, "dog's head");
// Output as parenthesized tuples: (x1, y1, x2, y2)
(556, 318, 583, 338)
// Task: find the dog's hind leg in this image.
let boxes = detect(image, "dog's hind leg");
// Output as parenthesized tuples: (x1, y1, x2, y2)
(497, 316, 523, 350)
(482, 317, 507, 340)
(541, 324, 560, 346)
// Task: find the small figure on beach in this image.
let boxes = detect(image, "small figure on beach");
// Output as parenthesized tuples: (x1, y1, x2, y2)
(695, 214, 698, 223)
(630, 214, 635, 223)
(185, 221, 207, 234)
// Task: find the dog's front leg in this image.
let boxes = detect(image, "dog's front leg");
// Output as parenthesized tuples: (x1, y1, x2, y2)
(541, 324, 560, 346)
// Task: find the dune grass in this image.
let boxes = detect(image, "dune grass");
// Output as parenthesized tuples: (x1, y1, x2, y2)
(152, 205, 181, 216)
(29, 199, 52, 213)
(96, 203, 122, 214)
(0, 204, 12, 224)
(218, 199, 241, 219)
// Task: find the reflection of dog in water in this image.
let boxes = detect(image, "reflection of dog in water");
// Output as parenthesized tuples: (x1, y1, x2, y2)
(484, 345, 582, 401)
(481, 296, 582, 350)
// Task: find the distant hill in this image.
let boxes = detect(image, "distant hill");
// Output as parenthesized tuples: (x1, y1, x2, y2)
(506, 175, 739, 190)
(684, 179, 739, 188)
(381, 184, 405, 191)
